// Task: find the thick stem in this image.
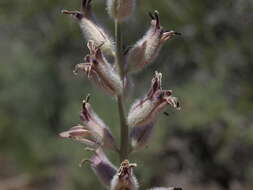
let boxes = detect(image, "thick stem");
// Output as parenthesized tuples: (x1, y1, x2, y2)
(115, 20, 129, 161)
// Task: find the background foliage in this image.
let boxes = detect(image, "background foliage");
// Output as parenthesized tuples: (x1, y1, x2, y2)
(0, 0, 253, 189)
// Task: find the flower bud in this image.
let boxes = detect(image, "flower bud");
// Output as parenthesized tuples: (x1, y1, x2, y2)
(107, 0, 135, 21)
(79, 95, 118, 151)
(62, 0, 115, 56)
(128, 71, 180, 149)
(84, 148, 117, 187)
(110, 160, 139, 190)
(125, 11, 181, 73)
(74, 41, 123, 96)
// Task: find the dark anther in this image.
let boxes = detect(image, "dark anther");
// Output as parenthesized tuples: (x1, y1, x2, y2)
(165, 90, 172, 96)
(92, 59, 98, 65)
(176, 101, 180, 109)
(174, 32, 182, 35)
(148, 12, 154, 20)
(163, 112, 170, 116)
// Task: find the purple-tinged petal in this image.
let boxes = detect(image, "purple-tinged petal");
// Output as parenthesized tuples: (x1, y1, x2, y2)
(85, 148, 117, 187)
(130, 123, 154, 149)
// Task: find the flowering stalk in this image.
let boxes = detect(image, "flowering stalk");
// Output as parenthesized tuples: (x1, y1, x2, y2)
(60, 0, 183, 189)
(115, 20, 129, 161)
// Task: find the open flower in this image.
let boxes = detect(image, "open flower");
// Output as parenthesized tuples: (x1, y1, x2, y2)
(60, 95, 118, 151)
(128, 71, 180, 149)
(125, 11, 181, 73)
(80, 95, 118, 150)
(107, 0, 135, 21)
(74, 41, 123, 96)
(61, 0, 115, 56)
(110, 160, 139, 190)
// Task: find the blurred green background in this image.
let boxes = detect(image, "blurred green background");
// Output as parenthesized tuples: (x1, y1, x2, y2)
(0, 0, 253, 189)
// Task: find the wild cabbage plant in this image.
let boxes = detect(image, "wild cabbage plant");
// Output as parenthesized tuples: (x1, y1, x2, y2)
(60, 0, 181, 189)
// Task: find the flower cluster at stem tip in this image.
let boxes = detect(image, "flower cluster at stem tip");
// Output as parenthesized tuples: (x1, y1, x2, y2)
(60, 0, 182, 189)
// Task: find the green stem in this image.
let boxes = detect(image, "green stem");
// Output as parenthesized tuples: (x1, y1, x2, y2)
(115, 20, 129, 161)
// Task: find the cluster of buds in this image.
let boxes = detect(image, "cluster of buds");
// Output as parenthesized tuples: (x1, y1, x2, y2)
(60, 0, 182, 189)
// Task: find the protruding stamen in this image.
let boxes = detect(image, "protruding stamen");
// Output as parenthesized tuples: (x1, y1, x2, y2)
(85, 94, 90, 103)
(61, 10, 83, 19)
(154, 10, 160, 29)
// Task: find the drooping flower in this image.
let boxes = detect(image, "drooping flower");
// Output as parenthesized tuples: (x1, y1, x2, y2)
(128, 71, 180, 149)
(125, 11, 181, 73)
(74, 41, 123, 96)
(83, 148, 117, 188)
(62, 0, 115, 56)
(60, 95, 118, 151)
(110, 160, 139, 190)
(107, 0, 135, 21)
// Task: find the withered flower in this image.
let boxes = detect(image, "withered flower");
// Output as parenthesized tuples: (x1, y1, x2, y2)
(60, 95, 118, 151)
(107, 0, 135, 21)
(110, 160, 138, 190)
(128, 71, 180, 149)
(83, 148, 117, 188)
(125, 11, 181, 73)
(62, 0, 115, 56)
(74, 41, 123, 96)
